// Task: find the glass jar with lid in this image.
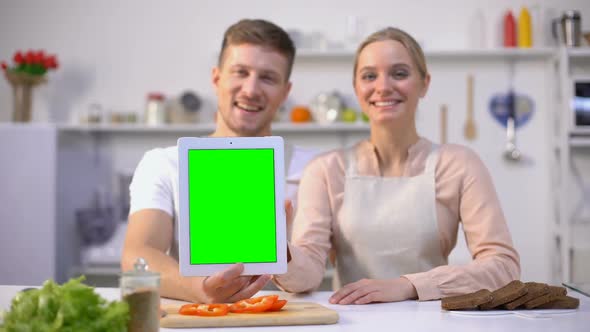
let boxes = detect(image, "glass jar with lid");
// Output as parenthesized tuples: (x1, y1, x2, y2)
(144, 92, 167, 125)
(121, 258, 161, 332)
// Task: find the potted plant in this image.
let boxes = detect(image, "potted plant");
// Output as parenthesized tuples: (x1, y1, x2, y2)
(2, 50, 59, 122)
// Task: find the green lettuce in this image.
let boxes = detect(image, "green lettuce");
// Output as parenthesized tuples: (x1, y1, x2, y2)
(0, 277, 128, 332)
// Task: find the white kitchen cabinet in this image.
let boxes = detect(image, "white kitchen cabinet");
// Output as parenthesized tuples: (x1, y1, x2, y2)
(552, 47, 590, 284)
(0, 124, 105, 285)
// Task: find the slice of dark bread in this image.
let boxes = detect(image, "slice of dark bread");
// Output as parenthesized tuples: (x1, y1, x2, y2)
(441, 289, 493, 310)
(535, 295, 579, 309)
(523, 286, 568, 309)
(503, 282, 550, 310)
(480, 280, 527, 310)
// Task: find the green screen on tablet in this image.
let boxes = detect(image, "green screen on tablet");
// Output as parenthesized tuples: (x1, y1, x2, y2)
(187, 148, 277, 264)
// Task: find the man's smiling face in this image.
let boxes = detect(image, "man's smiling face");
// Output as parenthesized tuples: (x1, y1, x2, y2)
(212, 43, 292, 137)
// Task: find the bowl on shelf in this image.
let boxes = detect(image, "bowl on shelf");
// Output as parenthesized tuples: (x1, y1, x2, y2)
(584, 32, 590, 46)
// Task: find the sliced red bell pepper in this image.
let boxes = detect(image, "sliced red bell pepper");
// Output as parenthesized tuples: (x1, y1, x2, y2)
(179, 303, 229, 316)
(268, 299, 287, 311)
(229, 295, 279, 313)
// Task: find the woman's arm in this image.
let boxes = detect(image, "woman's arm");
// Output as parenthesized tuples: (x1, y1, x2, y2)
(273, 156, 335, 292)
(404, 147, 520, 301)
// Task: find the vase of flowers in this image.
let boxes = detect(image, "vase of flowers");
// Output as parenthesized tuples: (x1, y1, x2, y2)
(2, 50, 59, 122)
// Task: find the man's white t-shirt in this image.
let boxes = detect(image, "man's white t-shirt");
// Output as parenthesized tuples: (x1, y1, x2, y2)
(128, 143, 319, 260)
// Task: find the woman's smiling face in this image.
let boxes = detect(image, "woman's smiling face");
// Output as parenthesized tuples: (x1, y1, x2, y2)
(354, 39, 429, 126)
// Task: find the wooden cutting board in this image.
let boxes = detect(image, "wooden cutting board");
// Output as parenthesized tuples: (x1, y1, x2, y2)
(160, 302, 339, 328)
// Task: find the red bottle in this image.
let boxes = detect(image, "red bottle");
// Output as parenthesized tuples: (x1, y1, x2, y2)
(503, 11, 517, 47)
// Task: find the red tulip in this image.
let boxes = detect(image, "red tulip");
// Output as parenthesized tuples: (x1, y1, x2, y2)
(7, 49, 59, 74)
(33, 50, 45, 65)
(44, 55, 58, 69)
(25, 50, 35, 65)
(13, 51, 24, 64)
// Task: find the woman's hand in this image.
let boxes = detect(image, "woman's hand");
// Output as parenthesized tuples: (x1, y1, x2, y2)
(329, 277, 418, 304)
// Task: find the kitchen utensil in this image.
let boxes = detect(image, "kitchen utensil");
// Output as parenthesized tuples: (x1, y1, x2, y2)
(562, 282, 590, 297)
(464, 75, 477, 140)
(168, 91, 201, 124)
(180, 91, 201, 112)
(309, 91, 343, 124)
(504, 63, 521, 162)
(76, 207, 115, 245)
(76, 190, 116, 245)
(440, 104, 448, 144)
(488, 92, 535, 129)
(552, 10, 582, 47)
(504, 89, 521, 161)
(160, 302, 339, 328)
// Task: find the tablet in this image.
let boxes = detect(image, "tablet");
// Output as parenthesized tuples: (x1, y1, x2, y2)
(177, 136, 287, 276)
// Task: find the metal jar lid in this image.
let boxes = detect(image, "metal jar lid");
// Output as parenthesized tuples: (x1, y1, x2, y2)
(121, 258, 160, 279)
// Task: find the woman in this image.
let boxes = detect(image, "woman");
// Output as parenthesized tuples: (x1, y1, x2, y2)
(273, 27, 520, 304)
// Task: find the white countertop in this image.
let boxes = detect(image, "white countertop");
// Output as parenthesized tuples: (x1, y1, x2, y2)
(1, 285, 589, 331)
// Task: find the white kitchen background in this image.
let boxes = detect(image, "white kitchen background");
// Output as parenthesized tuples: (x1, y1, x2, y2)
(1, 0, 590, 287)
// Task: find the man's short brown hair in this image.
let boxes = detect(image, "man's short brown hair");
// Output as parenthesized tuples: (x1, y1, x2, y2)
(218, 19, 296, 81)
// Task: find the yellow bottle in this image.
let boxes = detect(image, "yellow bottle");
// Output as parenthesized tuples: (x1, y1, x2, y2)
(518, 7, 532, 48)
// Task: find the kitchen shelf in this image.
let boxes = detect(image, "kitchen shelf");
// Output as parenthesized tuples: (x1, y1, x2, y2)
(426, 48, 555, 60)
(571, 127, 590, 136)
(570, 128, 590, 147)
(552, 48, 590, 284)
(58, 123, 215, 134)
(57, 122, 371, 134)
(570, 136, 590, 147)
(296, 48, 556, 61)
(567, 48, 590, 60)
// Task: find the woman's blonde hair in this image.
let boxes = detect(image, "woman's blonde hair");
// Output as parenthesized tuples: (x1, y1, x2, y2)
(353, 27, 428, 84)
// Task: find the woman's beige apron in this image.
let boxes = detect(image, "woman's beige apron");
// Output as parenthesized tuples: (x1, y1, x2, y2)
(333, 144, 447, 289)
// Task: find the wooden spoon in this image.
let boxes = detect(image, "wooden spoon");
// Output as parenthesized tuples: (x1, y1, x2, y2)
(464, 74, 477, 140)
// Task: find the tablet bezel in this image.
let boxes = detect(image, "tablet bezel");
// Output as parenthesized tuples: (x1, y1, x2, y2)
(177, 136, 287, 276)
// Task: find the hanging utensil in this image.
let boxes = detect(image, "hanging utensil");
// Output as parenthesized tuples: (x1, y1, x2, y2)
(504, 89, 521, 161)
(309, 91, 343, 124)
(504, 63, 521, 162)
(464, 74, 477, 140)
(440, 104, 448, 144)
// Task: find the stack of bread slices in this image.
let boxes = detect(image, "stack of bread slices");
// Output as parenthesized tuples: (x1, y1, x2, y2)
(441, 280, 579, 310)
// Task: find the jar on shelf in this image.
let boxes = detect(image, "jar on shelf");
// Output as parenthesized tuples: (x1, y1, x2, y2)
(81, 102, 103, 124)
(144, 92, 167, 125)
(120, 258, 160, 332)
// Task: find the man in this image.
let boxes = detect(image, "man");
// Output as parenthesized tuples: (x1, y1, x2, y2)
(122, 19, 315, 303)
